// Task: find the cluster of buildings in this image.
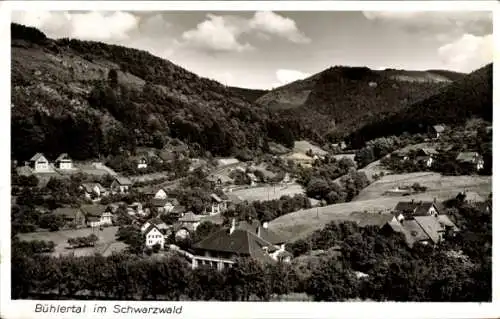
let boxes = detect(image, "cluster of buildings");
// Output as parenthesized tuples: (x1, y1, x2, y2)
(27, 153, 74, 172)
(391, 146, 484, 172)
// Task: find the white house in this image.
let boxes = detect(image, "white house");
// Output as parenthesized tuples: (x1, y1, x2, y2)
(111, 176, 133, 194)
(127, 202, 146, 216)
(141, 218, 169, 233)
(137, 157, 148, 169)
(55, 153, 73, 170)
(81, 205, 113, 228)
(208, 193, 227, 215)
(144, 225, 166, 249)
(29, 153, 50, 172)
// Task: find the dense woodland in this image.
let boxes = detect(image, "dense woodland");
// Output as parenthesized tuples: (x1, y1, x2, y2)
(10, 23, 493, 162)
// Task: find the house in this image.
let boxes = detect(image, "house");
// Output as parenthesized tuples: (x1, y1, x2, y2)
(190, 219, 291, 271)
(127, 202, 146, 216)
(382, 213, 458, 247)
(431, 124, 446, 138)
(141, 218, 169, 233)
(247, 173, 258, 186)
(169, 205, 186, 219)
(80, 205, 112, 228)
(350, 212, 398, 228)
(153, 188, 168, 199)
(392, 200, 440, 221)
(456, 152, 484, 171)
(55, 153, 73, 170)
(174, 212, 202, 239)
(332, 141, 347, 150)
(80, 183, 107, 201)
(415, 148, 438, 167)
(136, 156, 148, 169)
(143, 224, 167, 249)
(208, 193, 227, 215)
(52, 207, 86, 228)
(111, 176, 133, 194)
(207, 174, 233, 187)
(152, 198, 177, 214)
(29, 153, 50, 172)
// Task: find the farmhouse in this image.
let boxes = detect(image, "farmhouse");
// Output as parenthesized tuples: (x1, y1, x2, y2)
(80, 183, 107, 200)
(111, 176, 133, 194)
(52, 207, 86, 228)
(392, 200, 440, 221)
(141, 218, 169, 233)
(29, 153, 50, 172)
(190, 219, 290, 271)
(431, 124, 446, 138)
(55, 153, 73, 170)
(208, 193, 227, 215)
(456, 152, 484, 171)
(81, 205, 112, 228)
(174, 212, 202, 239)
(127, 202, 146, 216)
(143, 224, 167, 249)
(152, 198, 178, 213)
(136, 156, 148, 169)
(415, 148, 438, 167)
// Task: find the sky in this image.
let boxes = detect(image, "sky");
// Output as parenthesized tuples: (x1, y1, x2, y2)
(11, 10, 493, 90)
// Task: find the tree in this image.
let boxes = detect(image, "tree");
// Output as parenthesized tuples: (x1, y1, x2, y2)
(39, 214, 65, 231)
(306, 258, 359, 301)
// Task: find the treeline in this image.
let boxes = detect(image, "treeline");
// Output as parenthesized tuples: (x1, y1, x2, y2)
(348, 64, 492, 148)
(223, 194, 312, 223)
(12, 199, 491, 301)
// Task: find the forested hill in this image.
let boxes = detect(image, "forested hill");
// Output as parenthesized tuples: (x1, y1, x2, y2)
(258, 66, 465, 142)
(11, 23, 277, 162)
(348, 63, 493, 147)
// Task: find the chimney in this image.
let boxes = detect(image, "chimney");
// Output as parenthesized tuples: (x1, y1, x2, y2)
(229, 218, 236, 235)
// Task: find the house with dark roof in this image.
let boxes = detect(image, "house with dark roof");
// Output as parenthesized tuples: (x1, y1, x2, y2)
(141, 218, 169, 234)
(55, 153, 73, 170)
(52, 207, 86, 228)
(174, 212, 202, 239)
(29, 153, 50, 172)
(431, 124, 446, 138)
(392, 200, 440, 221)
(350, 212, 398, 228)
(143, 224, 167, 249)
(111, 176, 133, 194)
(191, 219, 291, 271)
(80, 183, 107, 201)
(456, 152, 484, 171)
(151, 198, 178, 214)
(135, 156, 148, 169)
(415, 148, 439, 167)
(80, 204, 112, 228)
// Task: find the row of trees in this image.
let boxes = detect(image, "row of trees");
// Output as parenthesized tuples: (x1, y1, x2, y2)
(67, 234, 99, 249)
(12, 199, 491, 301)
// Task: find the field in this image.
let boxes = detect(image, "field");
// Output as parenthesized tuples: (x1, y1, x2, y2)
(355, 172, 492, 201)
(269, 173, 491, 241)
(293, 140, 327, 156)
(231, 183, 305, 202)
(17, 226, 127, 257)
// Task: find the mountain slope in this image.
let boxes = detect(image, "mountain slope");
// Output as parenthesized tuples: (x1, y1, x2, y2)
(258, 66, 465, 142)
(227, 86, 269, 103)
(11, 23, 272, 161)
(348, 63, 493, 147)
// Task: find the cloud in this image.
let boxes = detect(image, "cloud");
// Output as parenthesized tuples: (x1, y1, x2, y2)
(178, 11, 309, 53)
(249, 11, 311, 44)
(275, 69, 311, 86)
(362, 11, 492, 36)
(180, 14, 253, 53)
(11, 11, 139, 41)
(438, 33, 493, 73)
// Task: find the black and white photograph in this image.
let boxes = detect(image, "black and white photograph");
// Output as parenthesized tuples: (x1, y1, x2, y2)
(0, 1, 497, 318)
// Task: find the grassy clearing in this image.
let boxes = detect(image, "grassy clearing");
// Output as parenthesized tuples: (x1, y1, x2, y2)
(232, 183, 305, 202)
(17, 226, 126, 257)
(293, 140, 327, 155)
(355, 172, 492, 201)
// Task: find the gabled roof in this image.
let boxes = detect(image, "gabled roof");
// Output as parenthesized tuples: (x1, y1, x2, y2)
(211, 193, 222, 203)
(402, 219, 430, 243)
(114, 176, 132, 185)
(237, 220, 285, 244)
(456, 152, 481, 163)
(171, 205, 186, 214)
(351, 212, 395, 228)
(80, 204, 107, 217)
(414, 202, 438, 216)
(394, 201, 419, 213)
(56, 153, 71, 162)
(418, 148, 438, 156)
(81, 183, 105, 193)
(151, 198, 170, 207)
(432, 125, 446, 133)
(192, 228, 275, 263)
(144, 224, 167, 236)
(414, 216, 443, 244)
(437, 214, 459, 232)
(30, 153, 47, 162)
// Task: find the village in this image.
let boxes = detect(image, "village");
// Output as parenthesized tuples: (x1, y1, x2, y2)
(12, 120, 492, 277)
